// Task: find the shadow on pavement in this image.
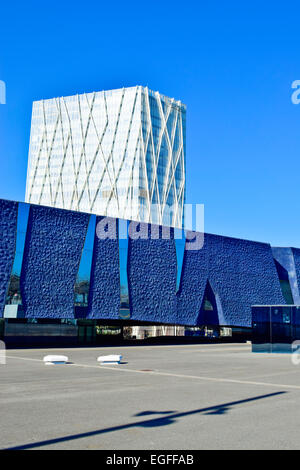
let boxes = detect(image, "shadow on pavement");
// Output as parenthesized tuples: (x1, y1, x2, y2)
(5, 391, 286, 450)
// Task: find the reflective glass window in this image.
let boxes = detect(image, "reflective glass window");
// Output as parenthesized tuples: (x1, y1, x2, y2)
(271, 306, 292, 352)
(252, 306, 271, 353)
(274, 259, 294, 304)
(118, 219, 130, 319)
(75, 215, 96, 307)
(5, 203, 30, 307)
(174, 228, 186, 292)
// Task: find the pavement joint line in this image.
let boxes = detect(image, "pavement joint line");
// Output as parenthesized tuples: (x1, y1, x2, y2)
(6, 354, 300, 391)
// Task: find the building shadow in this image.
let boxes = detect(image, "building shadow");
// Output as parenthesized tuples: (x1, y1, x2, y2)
(5, 391, 286, 450)
(134, 410, 175, 417)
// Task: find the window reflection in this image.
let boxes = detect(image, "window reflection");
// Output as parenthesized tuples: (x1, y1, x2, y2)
(75, 215, 96, 307)
(252, 306, 272, 353)
(273, 259, 294, 304)
(174, 228, 186, 292)
(252, 306, 300, 353)
(118, 219, 130, 319)
(5, 203, 30, 307)
(271, 306, 292, 352)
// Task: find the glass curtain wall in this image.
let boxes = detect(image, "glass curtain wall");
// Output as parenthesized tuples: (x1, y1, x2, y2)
(252, 305, 300, 353)
(5, 203, 30, 317)
(118, 218, 130, 320)
(74, 215, 96, 309)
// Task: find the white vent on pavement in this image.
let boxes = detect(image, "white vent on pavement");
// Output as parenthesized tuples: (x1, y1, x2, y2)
(97, 355, 122, 364)
(43, 355, 69, 365)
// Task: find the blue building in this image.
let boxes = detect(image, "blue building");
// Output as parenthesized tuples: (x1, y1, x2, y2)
(1, 198, 298, 338)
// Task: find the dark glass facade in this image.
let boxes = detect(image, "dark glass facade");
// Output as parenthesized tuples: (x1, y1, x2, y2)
(75, 215, 96, 307)
(118, 219, 130, 320)
(252, 305, 300, 353)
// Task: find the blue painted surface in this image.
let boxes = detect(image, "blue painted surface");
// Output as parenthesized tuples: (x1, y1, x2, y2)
(0, 198, 292, 326)
(177, 233, 285, 327)
(0, 200, 18, 317)
(128, 224, 177, 324)
(20, 204, 90, 318)
(87, 217, 120, 319)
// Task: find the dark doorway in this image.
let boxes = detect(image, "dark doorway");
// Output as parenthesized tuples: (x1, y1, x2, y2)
(198, 280, 220, 326)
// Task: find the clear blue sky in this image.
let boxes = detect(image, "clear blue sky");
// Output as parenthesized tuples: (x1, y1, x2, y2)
(0, 0, 299, 247)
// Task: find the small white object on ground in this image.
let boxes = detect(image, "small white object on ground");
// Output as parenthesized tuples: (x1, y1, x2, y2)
(97, 355, 122, 364)
(43, 355, 69, 365)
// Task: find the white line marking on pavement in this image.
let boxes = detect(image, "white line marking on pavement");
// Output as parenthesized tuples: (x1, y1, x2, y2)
(242, 369, 299, 381)
(6, 355, 45, 363)
(6, 354, 300, 391)
(75, 364, 300, 390)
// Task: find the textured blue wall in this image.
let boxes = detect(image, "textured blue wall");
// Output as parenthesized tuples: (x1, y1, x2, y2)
(128, 225, 177, 323)
(87, 217, 120, 319)
(0, 198, 292, 327)
(0, 200, 18, 317)
(291, 248, 300, 304)
(177, 233, 285, 327)
(272, 247, 300, 304)
(20, 205, 89, 318)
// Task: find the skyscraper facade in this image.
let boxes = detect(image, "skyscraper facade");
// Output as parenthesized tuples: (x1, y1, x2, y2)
(25, 86, 186, 227)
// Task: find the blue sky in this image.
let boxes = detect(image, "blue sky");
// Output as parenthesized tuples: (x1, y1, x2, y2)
(0, 0, 299, 247)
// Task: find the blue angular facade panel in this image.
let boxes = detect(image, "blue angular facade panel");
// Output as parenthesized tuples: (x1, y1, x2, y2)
(177, 233, 285, 327)
(272, 247, 300, 304)
(291, 248, 300, 304)
(128, 225, 177, 323)
(0, 198, 293, 327)
(87, 217, 120, 319)
(176, 244, 207, 326)
(20, 205, 90, 318)
(0, 200, 18, 317)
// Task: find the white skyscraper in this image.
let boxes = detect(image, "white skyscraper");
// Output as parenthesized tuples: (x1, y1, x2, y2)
(26, 86, 186, 227)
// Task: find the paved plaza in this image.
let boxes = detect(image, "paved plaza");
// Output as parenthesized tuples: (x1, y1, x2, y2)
(1, 343, 299, 450)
